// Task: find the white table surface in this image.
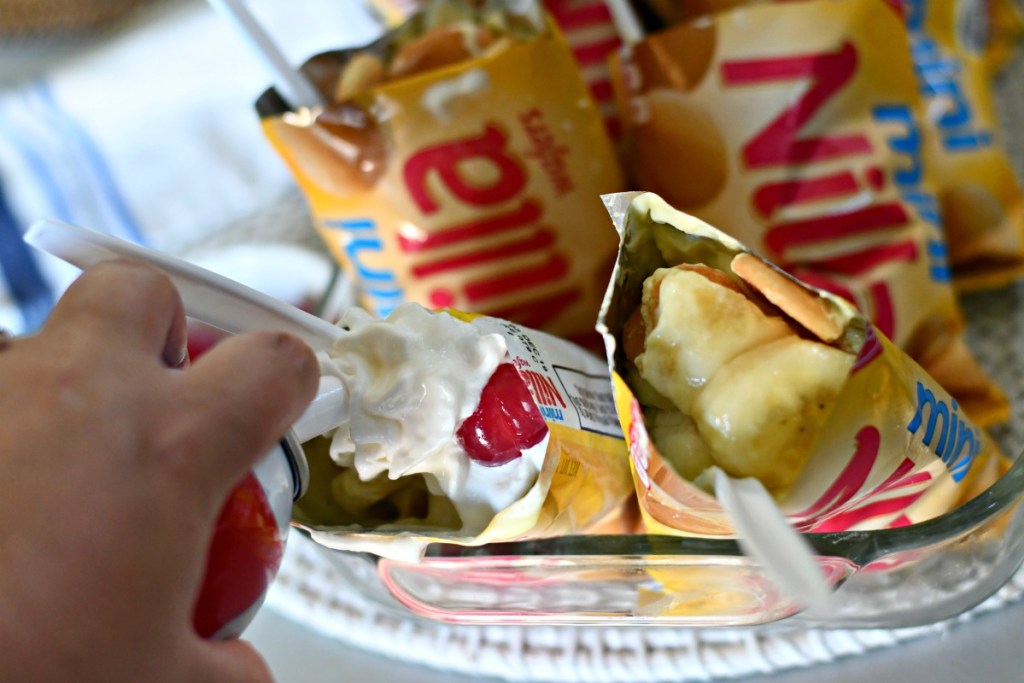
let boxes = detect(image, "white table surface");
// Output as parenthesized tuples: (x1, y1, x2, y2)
(245, 593, 1024, 683)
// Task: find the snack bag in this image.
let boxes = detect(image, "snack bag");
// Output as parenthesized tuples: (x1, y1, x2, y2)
(898, 0, 1024, 291)
(359, 0, 625, 138)
(257, 1, 623, 349)
(293, 303, 633, 559)
(599, 192, 1005, 537)
(626, 0, 745, 25)
(624, 0, 1024, 291)
(608, 0, 1008, 426)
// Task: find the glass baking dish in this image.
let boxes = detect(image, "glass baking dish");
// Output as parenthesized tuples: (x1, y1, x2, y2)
(54, 200, 1024, 634)
(292, 280, 1024, 630)
(300, 445, 1024, 629)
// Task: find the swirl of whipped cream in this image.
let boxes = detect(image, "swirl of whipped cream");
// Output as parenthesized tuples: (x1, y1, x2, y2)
(320, 303, 547, 528)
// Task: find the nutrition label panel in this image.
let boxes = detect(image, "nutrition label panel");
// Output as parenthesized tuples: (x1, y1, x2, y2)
(552, 365, 623, 439)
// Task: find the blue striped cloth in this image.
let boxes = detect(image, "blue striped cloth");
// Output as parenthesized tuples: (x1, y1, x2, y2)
(0, 0, 380, 334)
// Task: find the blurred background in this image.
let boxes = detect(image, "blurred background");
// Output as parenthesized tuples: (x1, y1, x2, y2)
(0, 0, 381, 335)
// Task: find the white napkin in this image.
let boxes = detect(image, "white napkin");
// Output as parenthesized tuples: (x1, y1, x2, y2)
(0, 0, 380, 334)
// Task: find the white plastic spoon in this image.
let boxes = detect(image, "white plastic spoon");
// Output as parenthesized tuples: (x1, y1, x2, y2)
(206, 0, 326, 110)
(714, 468, 835, 616)
(24, 218, 347, 442)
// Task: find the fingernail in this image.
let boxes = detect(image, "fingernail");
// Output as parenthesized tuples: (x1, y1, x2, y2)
(273, 333, 317, 372)
(164, 342, 189, 369)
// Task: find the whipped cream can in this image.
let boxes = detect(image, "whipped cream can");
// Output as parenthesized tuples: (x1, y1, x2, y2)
(192, 433, 307, 639)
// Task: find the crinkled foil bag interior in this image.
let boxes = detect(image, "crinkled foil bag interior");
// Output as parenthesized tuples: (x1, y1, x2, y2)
(607, 0, 1009, 426)
(293, 309, 633, 560)
(598, 192, 1007, 538)
(256, 0, 623, 349)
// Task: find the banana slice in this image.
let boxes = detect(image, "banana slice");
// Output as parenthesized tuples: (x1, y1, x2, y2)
(692, 336, 854, 494)
(645, 408, 715, 482)
(638, 266, 792, 413)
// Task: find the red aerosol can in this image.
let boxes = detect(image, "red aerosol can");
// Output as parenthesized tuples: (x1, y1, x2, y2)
(192, 431, 307, 639)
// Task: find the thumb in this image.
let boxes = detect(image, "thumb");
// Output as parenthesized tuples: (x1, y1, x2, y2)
(178, 330, 319, 504)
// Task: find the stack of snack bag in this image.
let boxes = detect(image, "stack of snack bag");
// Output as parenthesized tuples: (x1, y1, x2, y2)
(251, 0, 1021, 566)
(290, 303, 634, 559)
(607, 0, 1014, 428)
(256, 0, 623, 349)
(599, 191, 1007, 537)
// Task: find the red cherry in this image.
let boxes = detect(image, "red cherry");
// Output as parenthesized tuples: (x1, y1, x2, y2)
(456, 363, 549, 467)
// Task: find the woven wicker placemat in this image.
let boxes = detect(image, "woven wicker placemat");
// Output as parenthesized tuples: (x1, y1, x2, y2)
(264, 533, 1024, 683)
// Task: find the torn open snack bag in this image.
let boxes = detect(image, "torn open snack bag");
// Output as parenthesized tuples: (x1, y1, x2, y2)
(256, 0, 623, 349)
(292, 303, 633, 560)
(607, 0, 1008, 426)
(598, 192, 1006, 538)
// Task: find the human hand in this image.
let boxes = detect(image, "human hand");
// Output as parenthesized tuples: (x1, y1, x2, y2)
(0, 261, 319, 683)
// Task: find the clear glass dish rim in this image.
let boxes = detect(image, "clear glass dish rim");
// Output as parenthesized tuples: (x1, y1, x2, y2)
(415, 450, 1024, 566)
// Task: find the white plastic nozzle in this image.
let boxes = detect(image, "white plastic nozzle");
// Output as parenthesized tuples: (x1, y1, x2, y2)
(292, 374, 348, 444)
(24, 219, 343, 352)
(25, 219, 352, 444)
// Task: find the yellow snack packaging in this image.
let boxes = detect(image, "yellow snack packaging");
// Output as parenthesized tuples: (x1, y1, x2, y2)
(257, 1, 623, 349)
(900, 0, 1024, 290)
(598, 191, 1006, 538)
(620, 0, 1024, 291)
(359, 0, 627, 138)
(293, 304, 633, 560)
(608, 0, 1008, 426)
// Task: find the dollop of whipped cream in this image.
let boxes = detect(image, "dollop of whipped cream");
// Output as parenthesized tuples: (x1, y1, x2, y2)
(321, 303, 547, 529)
